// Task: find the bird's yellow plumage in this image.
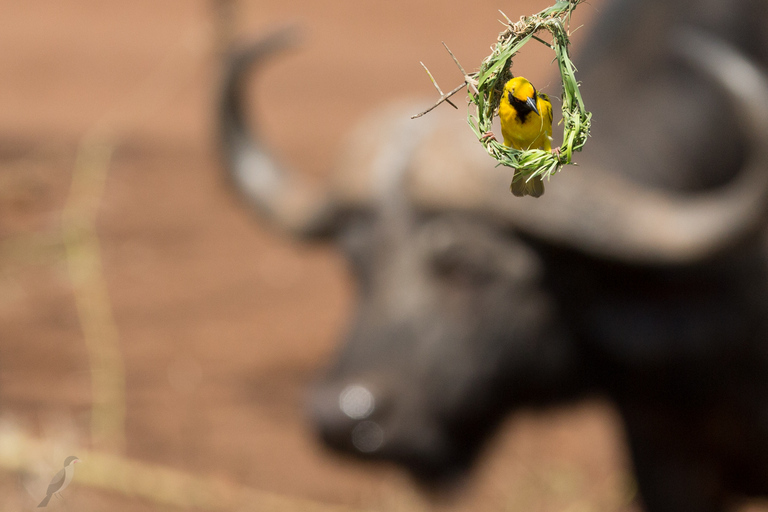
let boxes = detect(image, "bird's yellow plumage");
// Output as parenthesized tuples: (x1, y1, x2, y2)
(498, 76, 553, 197)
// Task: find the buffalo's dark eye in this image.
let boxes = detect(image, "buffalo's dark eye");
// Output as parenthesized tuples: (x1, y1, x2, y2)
(431, 245, 496, 286)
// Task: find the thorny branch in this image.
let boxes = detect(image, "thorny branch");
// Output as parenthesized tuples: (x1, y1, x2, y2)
(411, 82, 469, 119)
(411, 42, 479, 119)
(442, 41, 479, 95)
(419, 61, 458, 110)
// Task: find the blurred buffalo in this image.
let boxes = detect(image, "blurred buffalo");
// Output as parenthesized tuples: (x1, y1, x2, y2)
(219, 1, 768, 510)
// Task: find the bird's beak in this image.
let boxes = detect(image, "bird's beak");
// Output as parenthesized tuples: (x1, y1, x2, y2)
(526, 96, 539, 115)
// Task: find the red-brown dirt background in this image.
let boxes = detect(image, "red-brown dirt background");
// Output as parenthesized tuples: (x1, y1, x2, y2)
(1, 1, 758, 511)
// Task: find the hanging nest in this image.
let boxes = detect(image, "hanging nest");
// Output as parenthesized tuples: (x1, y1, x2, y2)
(470, 0, 591, 185)
(415, 0, 591, 192)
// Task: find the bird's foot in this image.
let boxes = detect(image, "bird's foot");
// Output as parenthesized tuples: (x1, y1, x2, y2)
(480, 131, 497, 142)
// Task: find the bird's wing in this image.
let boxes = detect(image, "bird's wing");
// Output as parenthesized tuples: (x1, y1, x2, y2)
(540, 93, 553, 131)
(45, 468, 66, 494)
(546, 103, 553, 130)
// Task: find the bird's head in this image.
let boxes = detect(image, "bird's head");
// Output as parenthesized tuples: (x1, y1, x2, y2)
(504, 76, 539, 115)
(63, 456, 80, 467)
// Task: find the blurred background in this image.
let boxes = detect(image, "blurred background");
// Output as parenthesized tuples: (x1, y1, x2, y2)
(0, 0, 660, 510)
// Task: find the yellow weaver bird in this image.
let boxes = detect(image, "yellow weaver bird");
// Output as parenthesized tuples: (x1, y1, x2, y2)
(499, 76, 553, 197)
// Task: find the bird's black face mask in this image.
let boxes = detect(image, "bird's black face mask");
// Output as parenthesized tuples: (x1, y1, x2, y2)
(509, 90, 540, 118)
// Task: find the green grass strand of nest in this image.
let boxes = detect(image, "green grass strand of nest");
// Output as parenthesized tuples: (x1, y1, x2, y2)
(467, 0, 591, 185)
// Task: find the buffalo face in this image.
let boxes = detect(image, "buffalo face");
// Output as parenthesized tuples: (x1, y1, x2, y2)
(309, 212, 576, 483)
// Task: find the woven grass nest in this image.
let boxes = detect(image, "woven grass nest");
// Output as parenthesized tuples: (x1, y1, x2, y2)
(415, 0, 592, 192)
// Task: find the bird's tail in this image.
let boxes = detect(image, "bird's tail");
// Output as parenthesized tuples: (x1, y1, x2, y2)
(511, 172, 545, 198)
(37, 494, 52, 507)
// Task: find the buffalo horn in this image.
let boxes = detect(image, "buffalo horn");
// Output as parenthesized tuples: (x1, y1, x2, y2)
(219, 28, 338, 238)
